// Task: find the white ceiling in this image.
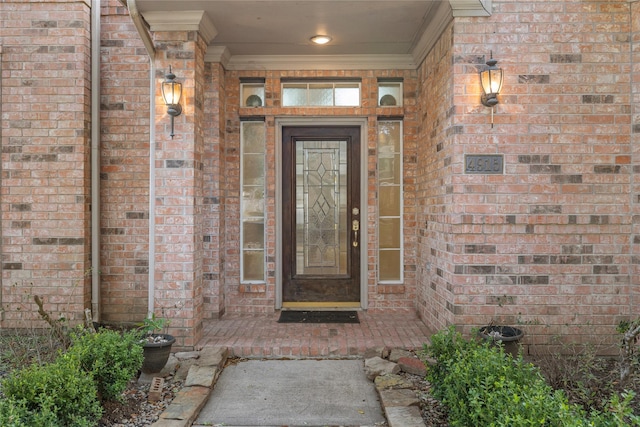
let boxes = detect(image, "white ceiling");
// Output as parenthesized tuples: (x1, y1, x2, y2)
(132, 0, 491, 69)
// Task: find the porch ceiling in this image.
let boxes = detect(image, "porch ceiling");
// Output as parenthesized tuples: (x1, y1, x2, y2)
(131, 0, 491, 70)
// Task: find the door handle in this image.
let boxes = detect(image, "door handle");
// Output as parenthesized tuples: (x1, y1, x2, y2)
(352, 219, 359, 247)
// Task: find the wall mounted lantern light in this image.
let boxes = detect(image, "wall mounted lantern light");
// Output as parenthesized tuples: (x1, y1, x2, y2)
(480, 52, 503, 127)
(161, 66, 182, 138)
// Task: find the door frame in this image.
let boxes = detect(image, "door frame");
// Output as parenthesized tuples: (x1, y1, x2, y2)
(275, 117, 368, 310)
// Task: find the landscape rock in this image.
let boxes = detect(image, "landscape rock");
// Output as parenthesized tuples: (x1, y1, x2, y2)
(378, 388, 420, 408)
(185, 365, 219, 388)
(385, 406, 426, 427)
(197, 347, 228, 367)
(398, 356, 427, 377)
(364, 346, 387, 359)
(174, 351, 200, 360)
(364, 356, 400, 380)
(374, 373, 414, 390)
(174, 358, 197, 381)
(389, 348, 414, 362)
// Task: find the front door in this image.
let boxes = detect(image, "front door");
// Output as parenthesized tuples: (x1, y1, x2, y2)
(282, 126, 361, 304)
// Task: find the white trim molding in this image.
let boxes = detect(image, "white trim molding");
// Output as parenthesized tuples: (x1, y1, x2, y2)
(205, 53, 418, 71)
(274, 117, 369, 310)
(412, 1, 454, 66)
(142, 10, 218, 43)
(449, 0, 492, 17)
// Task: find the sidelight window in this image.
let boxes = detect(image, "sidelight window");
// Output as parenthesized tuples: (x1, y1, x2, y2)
(240, 120, 266, 282)
(377, 121, 403, 282)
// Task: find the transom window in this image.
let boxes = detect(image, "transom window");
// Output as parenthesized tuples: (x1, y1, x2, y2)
(282, 81, 361, 107)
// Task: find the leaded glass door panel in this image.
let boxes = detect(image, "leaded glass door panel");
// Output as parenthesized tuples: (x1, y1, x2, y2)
(282, 126, 360, 303)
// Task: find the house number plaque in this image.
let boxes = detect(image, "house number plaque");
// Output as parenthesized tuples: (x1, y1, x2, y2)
(464, 154, 503, 174)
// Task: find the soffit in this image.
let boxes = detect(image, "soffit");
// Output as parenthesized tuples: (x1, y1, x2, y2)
(133, 0, 491, 70)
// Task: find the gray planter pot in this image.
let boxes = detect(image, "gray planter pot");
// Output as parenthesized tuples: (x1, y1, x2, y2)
(141, 334, 175, 374)
(478, 326, 524, 357)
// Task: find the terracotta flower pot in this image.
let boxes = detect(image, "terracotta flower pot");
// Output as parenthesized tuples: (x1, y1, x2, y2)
(478, 325, 524, 357)
(141, 334, 175, 374)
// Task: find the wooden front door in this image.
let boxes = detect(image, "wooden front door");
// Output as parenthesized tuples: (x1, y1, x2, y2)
(282, 126, 361, 304)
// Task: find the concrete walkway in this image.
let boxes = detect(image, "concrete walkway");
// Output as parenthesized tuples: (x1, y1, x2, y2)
(148, 346, 427, 427)
(193, 359, 385, 426)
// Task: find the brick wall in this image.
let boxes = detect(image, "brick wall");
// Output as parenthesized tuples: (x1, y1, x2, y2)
(416, 22, 457, 334)
(632, 2, 640, 335)
(417, 0, 636, 352)
(3, 0, 637, 352)
(99, 0, 151, 323)
(0, 0, 93, 328)
(202, 62, 226, 318)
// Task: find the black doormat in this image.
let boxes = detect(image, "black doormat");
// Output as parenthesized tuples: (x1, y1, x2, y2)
(278, 310, 359, 324)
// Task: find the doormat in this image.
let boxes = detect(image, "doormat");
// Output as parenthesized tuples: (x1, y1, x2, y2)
(278, 311, 359, 324)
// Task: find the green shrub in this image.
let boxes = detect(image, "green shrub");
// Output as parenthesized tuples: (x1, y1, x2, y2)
(423, 325, 474, 385)
(0, 396, 61, 427)
(424, 327, 640, 427)
(67, 327, 144, 401)
(1, 354, 102, 427)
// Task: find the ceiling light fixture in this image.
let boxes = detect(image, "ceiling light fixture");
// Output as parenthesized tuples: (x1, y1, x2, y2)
(310, 35, 332, 45)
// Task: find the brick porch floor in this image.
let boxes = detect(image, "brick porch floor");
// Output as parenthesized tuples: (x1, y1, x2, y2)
(197, 311, 434, 358)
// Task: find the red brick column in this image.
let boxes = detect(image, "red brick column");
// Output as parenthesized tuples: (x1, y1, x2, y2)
(152, 29, 208, 349)
(202, 62, 226, 318)
(100, 0, 152, 324)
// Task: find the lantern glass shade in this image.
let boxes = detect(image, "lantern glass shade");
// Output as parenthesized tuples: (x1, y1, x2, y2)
(162, 79, 182, 108)
(481, 67, 503, 98)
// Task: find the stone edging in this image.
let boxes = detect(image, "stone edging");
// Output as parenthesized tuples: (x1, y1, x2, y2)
(148, 347, 229, 427)
(364, 347, 428, 427)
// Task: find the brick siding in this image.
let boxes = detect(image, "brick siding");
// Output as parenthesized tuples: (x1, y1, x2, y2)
(417, 0, 636, 353)
(1, 0, 638, 352)
(0, 0, 92, 327)
(99, 0, 151, 323)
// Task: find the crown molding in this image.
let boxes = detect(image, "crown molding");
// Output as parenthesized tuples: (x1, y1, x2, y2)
(142, 10, 218, 43)
(449, 0, 492, 17)
(205, 46, 232, 68)
(412, 1, 454, 66)
(203, 53, 417, 71)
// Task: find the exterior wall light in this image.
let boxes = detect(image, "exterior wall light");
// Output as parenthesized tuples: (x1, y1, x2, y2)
(480, 53, 503, 107)
(480, 52, 503, 127)
(161, 66, 182, 138)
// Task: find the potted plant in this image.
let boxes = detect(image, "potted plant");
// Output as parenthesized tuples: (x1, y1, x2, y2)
(139, 314, 175, 374)
(478, 324, 524, 357)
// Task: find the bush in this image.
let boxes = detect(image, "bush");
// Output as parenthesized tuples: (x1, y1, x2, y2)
(0, 396, 61, 427)
(424, 326, 640, 427)
(67, 328, 144, 401)
(0, 326, 144, 425)
(1, 354, 103, 427)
